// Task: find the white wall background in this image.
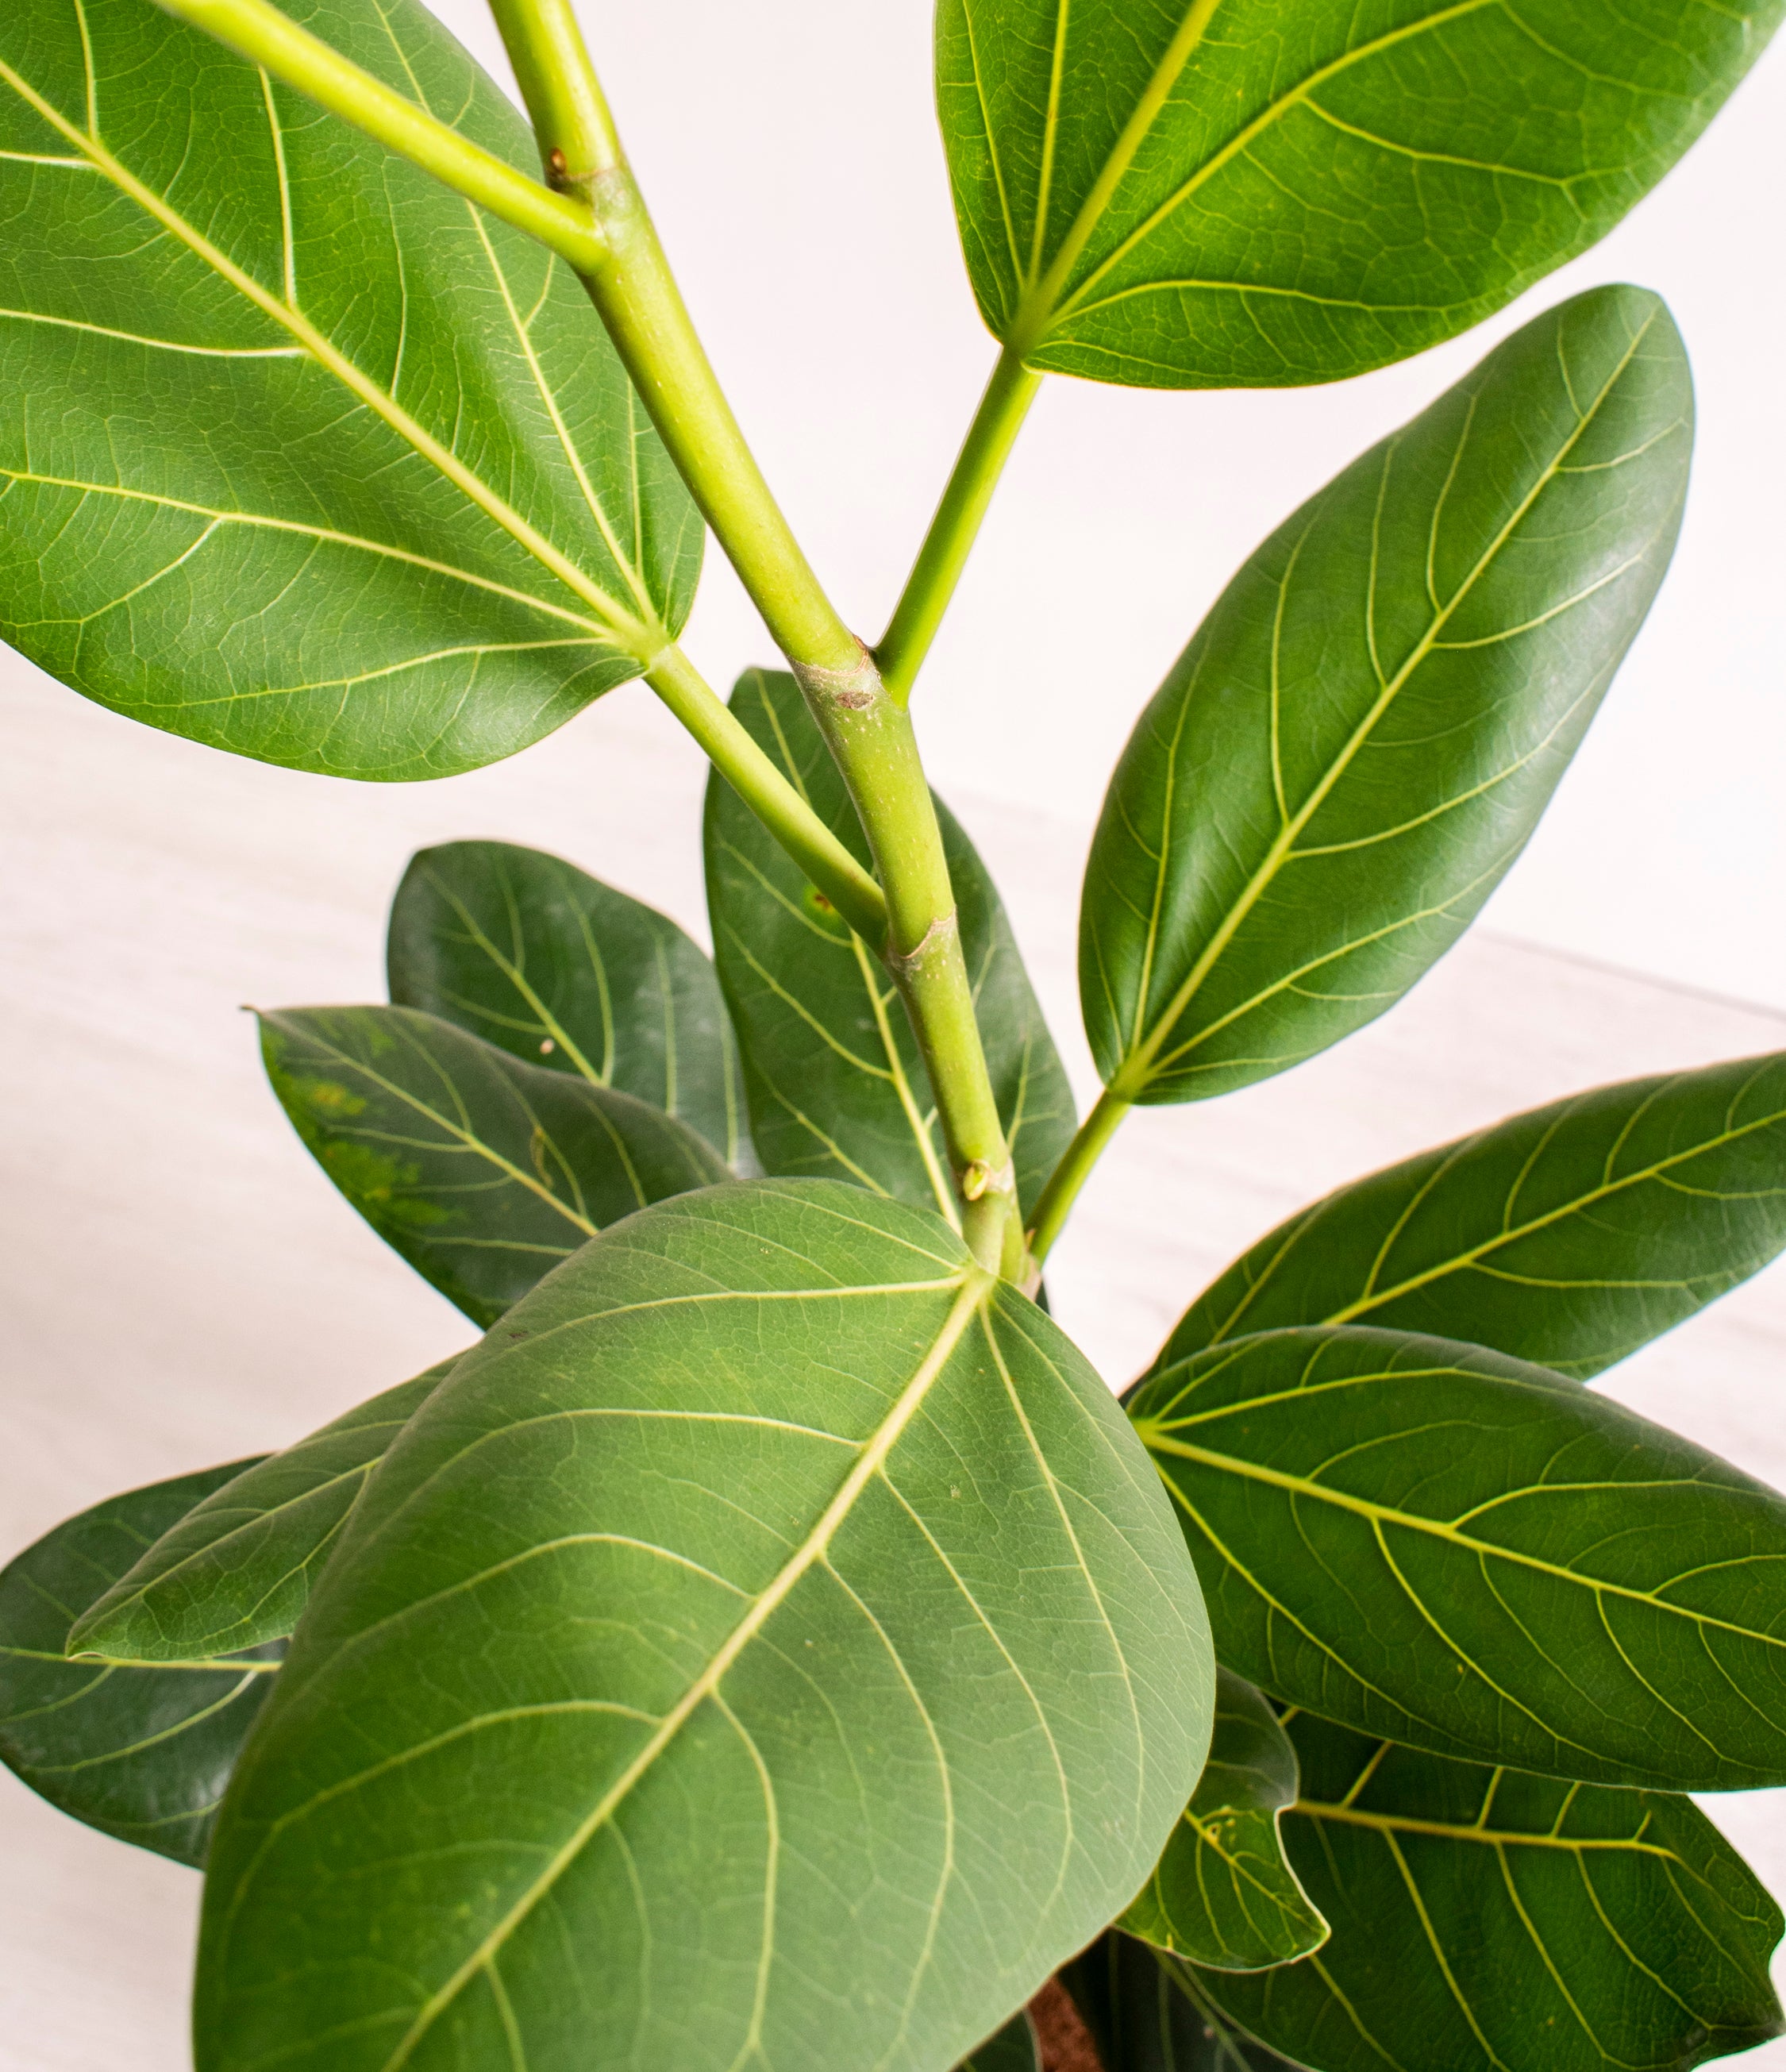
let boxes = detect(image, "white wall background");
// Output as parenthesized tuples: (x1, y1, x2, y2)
(417, 0, 1786, 1008)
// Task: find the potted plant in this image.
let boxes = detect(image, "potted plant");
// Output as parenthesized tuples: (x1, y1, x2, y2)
(3, 0, 1785, 2066)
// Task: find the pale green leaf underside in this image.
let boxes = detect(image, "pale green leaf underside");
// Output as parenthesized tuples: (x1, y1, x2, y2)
(707, 669, 1076, 1220)
(939, 0, 1782, 387)
(1131, 1325, 1786, 1789)
(1191, 1711, 1784, 2071)
(388, 838, 750, 1166)
(0, 0, 699, 779)
(70, 1361, 457, 1664)
(1162, 1049, 1786, 1381)
(196, 1180, 1212, 2072)
(260, 1003, 729, 1327)
(0, 1463, 280, 1866)
(1080, 287, 1690, 1105)
(1122, 1667, 1326, 1971)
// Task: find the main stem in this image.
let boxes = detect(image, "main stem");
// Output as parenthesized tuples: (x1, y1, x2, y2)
(487, 0, 1022, 1273)
(876, 346, 1041, 706)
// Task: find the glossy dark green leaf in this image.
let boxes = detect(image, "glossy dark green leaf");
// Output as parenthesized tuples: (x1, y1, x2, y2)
(1162, 1050, 1786, 1381)
(706, 668, 1075, 1218)
(0, 0, 699, 779)
(937, 0, 1780, 388)
(260, 1003, 728, 1326)
(0, 1464, 280, 1866)
(68, 1360, 456, 1664)
(1064, 1932, 1295, 2072)
(1080, 287, 1691, 1106)
(1192, 1711, 1785, 2072)
(1131, 1324, 1786, 1789)
(1123, 1668, 1326, 1970)
(388, 839, 750, 1166)
(957, 2012, 1041, 2072)
(196, 1180, 1212, 2072)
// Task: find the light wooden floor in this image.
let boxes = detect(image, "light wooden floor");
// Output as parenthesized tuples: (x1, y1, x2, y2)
(8, 661, 1786, 2066)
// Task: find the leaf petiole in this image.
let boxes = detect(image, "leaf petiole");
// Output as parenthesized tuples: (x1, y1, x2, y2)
(1026, 1086, 1131, 1266)
(876, 346, 1042, 705)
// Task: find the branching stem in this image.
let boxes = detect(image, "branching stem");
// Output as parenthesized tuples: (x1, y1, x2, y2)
(487, 0, 1024, 1273)
(161, 0, 1026, 1269)
(148, 0, 606, 272)
(876, 346, 1042, 705)
(643, 649, 887, 945)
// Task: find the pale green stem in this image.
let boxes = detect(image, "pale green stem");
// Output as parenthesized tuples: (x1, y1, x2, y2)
(1026, 1087, 1132, 1266)
(644, 649, 885, 947)
(147, 0, 606, 273)
(488, 0, 1023, 1273)
(876, 347, 1042, 707)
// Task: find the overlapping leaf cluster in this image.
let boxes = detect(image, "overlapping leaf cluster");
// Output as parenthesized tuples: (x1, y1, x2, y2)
(3, 0, 1786, 2069)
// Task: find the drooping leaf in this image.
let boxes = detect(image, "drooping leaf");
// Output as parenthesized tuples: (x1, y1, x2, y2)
(937, 0, 1780, 389)
(195, 1180, 1212, 2072)
(1063, 1932, 1295, 2072)
(957, 2012, 1041, 2072)
(260, 1003, 728, 1325)
(1191, 1711, 1785, 2072)
(0, 1464, 280, 1866)
(69, 1360, 457, 1665)
(388, 839, 751, 1166)
(706, 668, 1075, 1218)
(1161, 1050, 1786, 1380)
(0, 0, 699, 780)
(1080, 287, 1691, 1106)
(1130, 1325, 1786, 1789)
(1122, 1668, 1327, 1970)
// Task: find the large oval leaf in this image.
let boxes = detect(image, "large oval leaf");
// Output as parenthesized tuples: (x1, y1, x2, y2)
(707, 668, 1075, 1219)
(1080, 287, 1691, 1105)
(260, 1003, 729, 1324)
(1192, 1711, 1785, 2071)
(1130, 1325, 1786, 1789)
(0, 0, 699, 778)
(938, 0, 1780, 388)
(196, 1180, 1212, 2072)
(0, 1463, 280, 1866)
(68, 1360, 457, 1664)
(1161, 1050, 1786, 1379)
(387, 839, 749, 1167)
(1121, 1668, 1326, 1971)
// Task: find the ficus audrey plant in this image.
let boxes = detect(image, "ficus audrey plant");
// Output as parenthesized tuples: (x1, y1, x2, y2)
(2, 0, 1785, 2068)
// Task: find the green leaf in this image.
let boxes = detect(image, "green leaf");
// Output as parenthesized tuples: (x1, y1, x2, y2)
(1161, 1050, 1786, 1381)
(1064, 1934, 1296, 2072)
(195, 1179, 1212, 2072)
(937, 0, 1780, 389)
(67, 1360, 457, 1665)
(0, 0, 699, 780)
(1122, 1668, 1327, 1971)
(1130, 1325, 1786, 1789)
(957, 2013, 1041, 2072)
(706, 668, 1076, 1218)
(260, 1003, 729, 1325)
(387, 839, 750, 1167)
(1080, 287, 1692, 1107)
(1191, 1710, 1785, 2072)
(0, 1464, 281, 1866)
